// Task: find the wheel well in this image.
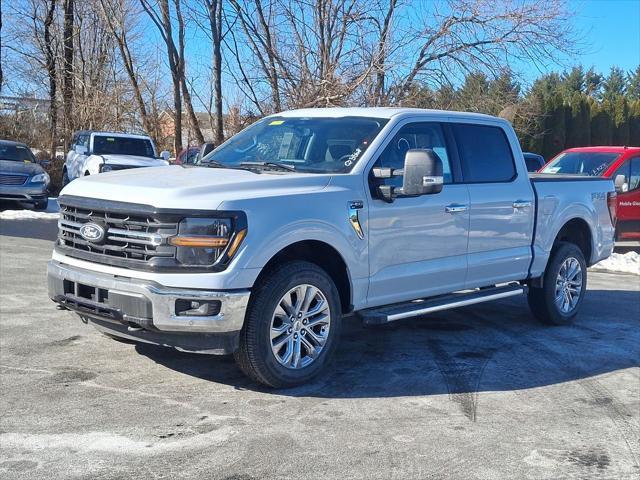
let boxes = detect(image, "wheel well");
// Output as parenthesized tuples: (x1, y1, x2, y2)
(554, 218, 592, 264)
(258, 240, 352, 313)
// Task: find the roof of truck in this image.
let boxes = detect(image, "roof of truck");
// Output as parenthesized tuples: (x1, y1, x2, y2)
(275, 107, 499, 121)
(561, 146, 640, 154)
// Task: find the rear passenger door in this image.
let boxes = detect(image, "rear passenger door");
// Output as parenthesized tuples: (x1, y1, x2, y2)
(451, 122, 534, 287)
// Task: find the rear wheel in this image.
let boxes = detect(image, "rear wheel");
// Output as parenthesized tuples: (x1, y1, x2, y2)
(234, 261, 342, 388)
(528, 242, 587, 325)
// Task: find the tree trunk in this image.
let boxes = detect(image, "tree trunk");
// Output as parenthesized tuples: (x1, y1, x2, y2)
(44, 0, 57, 159)
(62, 0, 75, 153)
(207, 0, 224, 143)
(174, 0, 204, 145)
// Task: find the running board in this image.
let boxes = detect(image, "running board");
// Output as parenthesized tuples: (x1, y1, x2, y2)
(360, 284, 526, 325)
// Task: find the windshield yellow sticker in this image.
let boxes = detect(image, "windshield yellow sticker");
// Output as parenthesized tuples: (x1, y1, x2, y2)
(269, 120, 284, 125)
(107, 137, 115, 141)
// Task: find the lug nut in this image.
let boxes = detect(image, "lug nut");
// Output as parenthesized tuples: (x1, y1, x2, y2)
(302, 319, 308, 325)
(294, 333, 298, 339)
(287, 327, 293, 334)
(297, 312, 303, 318)
(301, 329, 306, 336)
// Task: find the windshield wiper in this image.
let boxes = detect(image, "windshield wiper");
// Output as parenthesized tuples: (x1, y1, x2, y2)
(239, 161, 296, 172)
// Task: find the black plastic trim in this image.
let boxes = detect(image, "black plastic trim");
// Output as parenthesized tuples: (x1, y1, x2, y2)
(57, 195, 247, 272)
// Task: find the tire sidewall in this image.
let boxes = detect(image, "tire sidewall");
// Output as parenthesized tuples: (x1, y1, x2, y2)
(246, 262, 342, 386)
(543, 243, 588, 324)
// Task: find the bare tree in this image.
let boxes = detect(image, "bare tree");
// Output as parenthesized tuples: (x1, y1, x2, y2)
(62, 0, 74, 151)
(98, 0, 155, 140)
(43, 0, 57, 157)
(141, 0, 204, 152)
(228, 0, 377, 112)
(204, 0, 224, 143)
(389, 0, 577, 102)
(0, 0, 4, 92)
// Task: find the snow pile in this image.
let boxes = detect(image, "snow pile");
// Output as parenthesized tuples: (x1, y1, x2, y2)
(0, 198, 59, 220)
(0, 209, 59, 220)
(591, 251, 640, 275)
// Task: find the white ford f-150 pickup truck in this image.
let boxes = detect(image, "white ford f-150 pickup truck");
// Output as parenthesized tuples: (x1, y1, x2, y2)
(63, 131, 170, 184)
(48, 108, 617, 387)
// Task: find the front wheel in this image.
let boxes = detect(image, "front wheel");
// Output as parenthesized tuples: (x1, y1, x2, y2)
(234, 261, 342, 388)
(528, 242, 587, 325)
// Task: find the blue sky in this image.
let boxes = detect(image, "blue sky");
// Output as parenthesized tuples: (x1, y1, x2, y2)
(567, 0, 640, 76)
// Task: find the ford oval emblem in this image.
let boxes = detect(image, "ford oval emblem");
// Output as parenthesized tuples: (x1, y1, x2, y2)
(79, 223, 106, 243)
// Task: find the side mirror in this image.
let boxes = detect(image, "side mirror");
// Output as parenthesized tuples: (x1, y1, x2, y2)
(399, 149, 444, 196)
(75, 145, 87, 155)
(160, 150, 171, 162)
(614, 174, 628, 193)
(199, 142, 216, 161)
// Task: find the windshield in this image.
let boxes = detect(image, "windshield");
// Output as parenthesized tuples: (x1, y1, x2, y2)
(93, 136, 155, 158)
(200, 116, 388, 173)
(541, 151, 620, 176)
(0, 144, 36, 162)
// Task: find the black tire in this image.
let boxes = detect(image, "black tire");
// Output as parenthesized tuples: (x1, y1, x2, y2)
(62, 168, 70, 186)
(528, 242, 587, 325)
(234, 261, 342, 388)
(34, 199, 48, 211)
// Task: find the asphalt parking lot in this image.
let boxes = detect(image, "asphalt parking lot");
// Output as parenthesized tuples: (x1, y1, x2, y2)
(1, 218, 639, 480)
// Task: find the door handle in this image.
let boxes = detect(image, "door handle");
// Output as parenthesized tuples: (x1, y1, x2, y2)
(445, 204, 468, 213)
(513, 200, 532, 209)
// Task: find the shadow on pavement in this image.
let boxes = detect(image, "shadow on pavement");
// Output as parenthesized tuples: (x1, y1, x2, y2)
(136, 288, 639, 400)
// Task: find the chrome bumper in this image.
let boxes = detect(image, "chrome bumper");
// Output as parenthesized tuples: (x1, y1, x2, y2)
(47, 260, 250, 334)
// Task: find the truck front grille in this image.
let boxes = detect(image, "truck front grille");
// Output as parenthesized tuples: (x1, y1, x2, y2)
(0, 173, 28, 185)
(57, 197, 178, 268)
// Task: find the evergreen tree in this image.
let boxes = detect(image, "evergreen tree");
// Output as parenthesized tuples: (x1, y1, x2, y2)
(542, 92, 566, 158)
(561, 66, 585, 99)
(565, 92, 591, 148)
(489, 70, 521, 116)
(602, 66, 626, 102)
(611, 96, 630, 145)
(627, 66, 640, 101)
(584, 67, 603, 98)
(629, 101, 640, 146)
(457, 73, 490, 112)
(590, 101, 613, 145)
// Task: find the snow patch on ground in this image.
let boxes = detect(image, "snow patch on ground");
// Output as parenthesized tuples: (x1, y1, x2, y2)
(591, 252, 640, 276)
(0, 198, 59, 220)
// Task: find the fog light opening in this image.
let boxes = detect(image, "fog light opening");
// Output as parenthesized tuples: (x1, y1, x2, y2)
(175, 299, 222, 317)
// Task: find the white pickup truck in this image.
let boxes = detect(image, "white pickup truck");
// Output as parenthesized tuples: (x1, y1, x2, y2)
(63, 131, 170, 184)
(48, 108, 617, 387)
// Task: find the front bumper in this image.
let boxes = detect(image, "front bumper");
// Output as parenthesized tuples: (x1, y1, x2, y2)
(0, 184, 48, 203)
(47, 260, 250, 353)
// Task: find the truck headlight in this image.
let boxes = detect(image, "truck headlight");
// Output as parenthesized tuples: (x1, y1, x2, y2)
(31, 172, 50, 184)
(169, 216, 247, 266)
(101, 164, 113, 172)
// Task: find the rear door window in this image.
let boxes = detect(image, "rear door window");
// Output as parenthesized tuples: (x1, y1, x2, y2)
(452, 124, 516, 182)
(630, 158, 640, 191)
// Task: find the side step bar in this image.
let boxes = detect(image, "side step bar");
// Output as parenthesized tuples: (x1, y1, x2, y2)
(360, 284, 526, 325)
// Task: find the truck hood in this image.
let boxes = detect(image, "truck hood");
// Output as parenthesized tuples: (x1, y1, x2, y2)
(95, 154, 168, 167)
(60, 165, 331, 209)
(0, 159, 45, 176)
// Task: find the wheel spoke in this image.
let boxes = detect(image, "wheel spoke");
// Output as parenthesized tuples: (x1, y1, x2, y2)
(305, 313, 329, 328)
(305, 327, 327, 347)
(303, 299, 328, 319)
(291, 337, 302, 368)
(272, 333, 293, 352)
(300, 286, 318, 315)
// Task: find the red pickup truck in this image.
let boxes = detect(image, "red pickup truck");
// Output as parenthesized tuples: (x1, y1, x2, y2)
(540, 146, 640, 241)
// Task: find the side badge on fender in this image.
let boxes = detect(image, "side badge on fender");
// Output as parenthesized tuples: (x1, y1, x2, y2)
(348, 201, 365, 240)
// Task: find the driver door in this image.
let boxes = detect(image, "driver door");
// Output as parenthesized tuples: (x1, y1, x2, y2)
(366, 121, 470, 307)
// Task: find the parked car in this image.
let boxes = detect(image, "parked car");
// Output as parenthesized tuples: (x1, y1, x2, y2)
(174, 146, 201, 165)
(63, 131, 171, 185)
(522, 152, 545, 172)
(48, 108, 616, 387)
(540, 146, 640, 241)
(0, 139, 50, 210)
